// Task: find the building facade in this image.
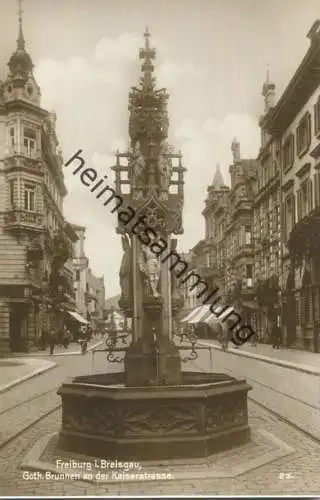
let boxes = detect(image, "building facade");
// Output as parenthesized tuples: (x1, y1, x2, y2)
(264, 20, 320, 351)
(253, 73, 282, 341)
(202, 164, 229, 302)
(0, 18, 77, 353)
(224, 139, 257, 327)
(86, 267, 105, 330)
(72, 224, 89, 317)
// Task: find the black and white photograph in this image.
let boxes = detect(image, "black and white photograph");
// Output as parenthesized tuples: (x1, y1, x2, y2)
(0, 0, 320, 497)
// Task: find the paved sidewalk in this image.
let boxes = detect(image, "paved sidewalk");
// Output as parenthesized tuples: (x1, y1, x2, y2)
(0, 358, 56, 394)
(197, 339, 320, 375)
(20, 338, 103, 357)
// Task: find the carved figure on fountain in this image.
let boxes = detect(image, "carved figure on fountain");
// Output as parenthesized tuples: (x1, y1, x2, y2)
(130, 140, 146, 190)
(138, 240, 161, 298)
(119, 234, 132, 300)
(157, 139, 172, 191)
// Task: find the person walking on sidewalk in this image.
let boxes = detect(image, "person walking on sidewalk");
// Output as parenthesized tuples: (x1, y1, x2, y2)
(250, 331, 258, 347)
(48, 329, 57, 355)
(271, 321, 281, 349)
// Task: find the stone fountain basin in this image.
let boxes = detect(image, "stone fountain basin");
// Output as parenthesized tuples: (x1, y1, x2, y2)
(57, 372, 251, 460)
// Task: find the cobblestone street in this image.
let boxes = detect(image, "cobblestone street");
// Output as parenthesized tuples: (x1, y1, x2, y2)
(189, 341, 320, 441)
(0, 349, 319, 496)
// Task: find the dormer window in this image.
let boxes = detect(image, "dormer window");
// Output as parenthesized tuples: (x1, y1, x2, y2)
(23, 127, 36, 157)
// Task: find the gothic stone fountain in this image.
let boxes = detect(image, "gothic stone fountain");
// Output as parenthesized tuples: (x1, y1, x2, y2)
(56, 29, 251, 461)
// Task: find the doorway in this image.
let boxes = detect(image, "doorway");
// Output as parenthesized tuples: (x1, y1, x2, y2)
(9, 303, 28, 352)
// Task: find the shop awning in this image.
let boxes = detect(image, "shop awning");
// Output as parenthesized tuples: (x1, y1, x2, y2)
(67, 310, 89, 324)
(188, 305, 212, 324)
(180, 306, 203, 323)
(203, 305, 234, 325)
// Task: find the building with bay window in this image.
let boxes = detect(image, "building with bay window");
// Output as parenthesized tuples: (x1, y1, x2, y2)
(0, 14, 77, 354)
(263, 20, 320, 351)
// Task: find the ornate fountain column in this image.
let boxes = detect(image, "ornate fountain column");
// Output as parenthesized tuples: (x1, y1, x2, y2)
(57, 29, 251, 463)
(115, 28, 185, 386)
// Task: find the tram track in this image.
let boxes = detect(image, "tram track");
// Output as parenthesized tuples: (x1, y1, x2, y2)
(0, 388, 56, 417)
(0, 388, 61, 451)
(188, 353, 320, 446)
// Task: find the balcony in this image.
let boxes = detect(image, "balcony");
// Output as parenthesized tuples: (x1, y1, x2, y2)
(4, 209, 44, 232)
(3, 151, 43, 174)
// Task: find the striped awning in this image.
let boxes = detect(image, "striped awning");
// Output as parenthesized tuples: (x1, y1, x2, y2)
(67, 310, 89, 324)
(180, 306, 203, 323)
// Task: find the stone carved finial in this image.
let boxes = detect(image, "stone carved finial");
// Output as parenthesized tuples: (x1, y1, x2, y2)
(231, 137, 240, 163)
(262, 66, 275, 112)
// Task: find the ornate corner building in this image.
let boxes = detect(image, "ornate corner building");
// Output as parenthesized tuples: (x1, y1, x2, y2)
(0, 12, 78, 354)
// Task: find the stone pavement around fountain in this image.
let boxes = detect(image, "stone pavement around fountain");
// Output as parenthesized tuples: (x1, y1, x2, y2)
(1, 398, 319, 496)
(0, 357, 56, 394)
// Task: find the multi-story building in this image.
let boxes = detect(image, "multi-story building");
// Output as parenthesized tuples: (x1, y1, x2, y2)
(86, 267, 105, 330)
(180, 244, 205, 314)
(72, 224, 105, 329)
(0, 15, 77, 353)
(253, 73, 282, 340)
(202, 164, 229, 300)
(224, 139, 257, 326)
(72, 224, 89, 317)
(184, 151, 256, 328)
(264, 20, 320, 351)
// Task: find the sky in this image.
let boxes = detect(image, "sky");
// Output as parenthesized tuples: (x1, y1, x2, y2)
(0, 0, 319, 297)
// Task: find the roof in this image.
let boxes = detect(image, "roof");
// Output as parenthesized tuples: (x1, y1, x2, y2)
(211, 164, 226, 190)
(264, 23, 320, 135)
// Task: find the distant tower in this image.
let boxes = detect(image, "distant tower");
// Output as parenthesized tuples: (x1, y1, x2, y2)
(211, 163, 225, 190)
(262, 69, 275, 113)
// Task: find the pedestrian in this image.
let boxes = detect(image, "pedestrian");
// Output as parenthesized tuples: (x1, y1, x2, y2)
(314, 320, 319, 353)
(271, 321, 281, 349)
(250, 331, 258, 347)
(48, 329, 56, 355)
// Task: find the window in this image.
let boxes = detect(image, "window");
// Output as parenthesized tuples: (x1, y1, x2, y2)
(24, 183, 35, 211)
(284, 194, 295, 242)
(296, 112, 311, 156)
(9, 127, 15, 148)
(23, 127, 36, 157)
(314, 172, 320, 207)
(9, 180, 15, 207)
(245, 225, 251, 245)
(297, 179, 313, 220)
(246, 264, 253, 287)
(75, 270, 80, 282)
(283, 134, 294, 171)
(314, 95, 320, 136)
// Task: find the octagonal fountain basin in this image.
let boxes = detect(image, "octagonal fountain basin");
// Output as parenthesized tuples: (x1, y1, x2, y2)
(56, 371, 251, 461)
